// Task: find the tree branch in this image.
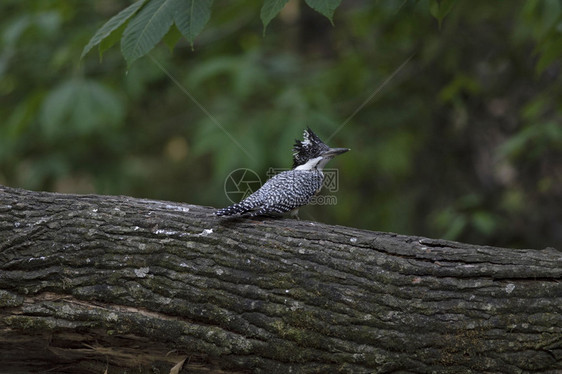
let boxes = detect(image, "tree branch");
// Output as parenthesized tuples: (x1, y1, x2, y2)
(0, 185, 560, 373)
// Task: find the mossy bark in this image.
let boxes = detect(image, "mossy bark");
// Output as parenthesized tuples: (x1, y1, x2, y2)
(0, 185, 561, 373)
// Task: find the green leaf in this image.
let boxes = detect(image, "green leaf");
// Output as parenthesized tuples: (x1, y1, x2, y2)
(187, 56, 239, 88)
(536, 35, 562, 74)
(260, 0, 289, 35)
(471, 211, 497, 236)
(173, 0, 213, 48)
(81, 0, 147, 59)
(429, 0, 457, 29)
(4, 96, 37, 139)
(121, 0, 176, 66)
(497, 126, 538, 159)
(162, 23, 183, 52)
(304, 0, 342, 25)
(40, 80, 124, 139)
(99, 22, 128, 59)
(2, 15, 32, 48)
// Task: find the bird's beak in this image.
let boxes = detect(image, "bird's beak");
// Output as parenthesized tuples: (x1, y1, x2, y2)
(323, 147, 350, 157)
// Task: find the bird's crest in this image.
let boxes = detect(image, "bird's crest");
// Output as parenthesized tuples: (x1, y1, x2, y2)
(292, 127, 330, 168)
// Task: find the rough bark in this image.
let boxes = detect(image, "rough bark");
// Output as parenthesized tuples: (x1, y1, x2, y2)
(0, 185, 560, 373)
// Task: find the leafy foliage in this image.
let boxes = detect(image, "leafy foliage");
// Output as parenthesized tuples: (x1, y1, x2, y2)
(80, 0, 147, 59)
(173, 0, 213, 48)
(82, 0, 344, 65)
(429, 0, 457, 29)
(2, 1, 562, 249)
(40, 79, 124, 138)
(260, 0, 290, 33)
(121, 0, 177, 65)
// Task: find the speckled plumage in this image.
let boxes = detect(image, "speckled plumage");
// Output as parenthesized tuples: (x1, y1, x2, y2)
(215, 128, 347, 218)
(214, 169, 323, 217)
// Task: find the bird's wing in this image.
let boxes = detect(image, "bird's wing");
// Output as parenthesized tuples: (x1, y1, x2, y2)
(249, 170, 323, 215)
(215, 170, 323, 217)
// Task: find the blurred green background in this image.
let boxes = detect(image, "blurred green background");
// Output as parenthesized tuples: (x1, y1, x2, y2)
(1, 0, 561, 249)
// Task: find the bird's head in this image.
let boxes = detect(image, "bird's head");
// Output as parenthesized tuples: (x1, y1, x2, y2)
(292, 128, 349, 170)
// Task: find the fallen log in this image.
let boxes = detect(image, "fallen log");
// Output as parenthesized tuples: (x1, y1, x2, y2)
(0, 185, 560, 373)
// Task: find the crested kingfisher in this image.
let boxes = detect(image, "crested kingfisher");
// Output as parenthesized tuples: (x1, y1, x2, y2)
(214, 128, 349, 218)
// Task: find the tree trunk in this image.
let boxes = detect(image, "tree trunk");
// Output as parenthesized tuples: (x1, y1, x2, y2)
(0, 185, 560, 373)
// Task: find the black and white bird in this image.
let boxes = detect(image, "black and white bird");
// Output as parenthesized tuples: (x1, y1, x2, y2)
(214, 128, 349, 218)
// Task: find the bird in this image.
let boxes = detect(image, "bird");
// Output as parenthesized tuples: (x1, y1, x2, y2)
(214, 128, 349, 218)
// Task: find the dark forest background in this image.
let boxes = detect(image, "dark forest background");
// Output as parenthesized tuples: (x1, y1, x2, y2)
(1, 0, 561, 249)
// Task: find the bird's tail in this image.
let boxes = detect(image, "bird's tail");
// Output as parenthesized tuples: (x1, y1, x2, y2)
(214, 199, 260, 216)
